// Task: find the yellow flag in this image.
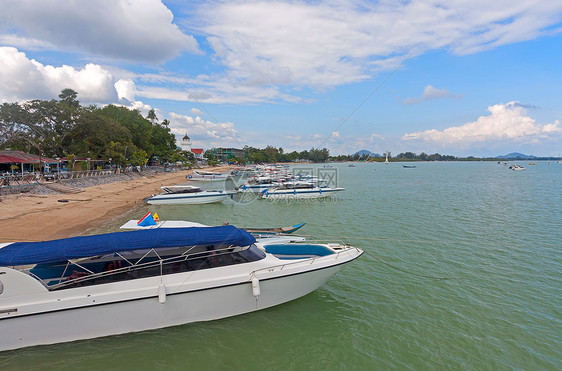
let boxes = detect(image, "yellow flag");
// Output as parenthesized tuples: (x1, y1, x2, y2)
(153, 212, 160, 222)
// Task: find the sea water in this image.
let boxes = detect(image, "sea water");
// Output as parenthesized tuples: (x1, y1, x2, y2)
(1, 162, 560, 369)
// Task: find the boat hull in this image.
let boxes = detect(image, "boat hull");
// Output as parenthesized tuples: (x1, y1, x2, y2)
(147, 193, 228, 205)
(0, 248, 361, 351)
(261, 188, 345, 200)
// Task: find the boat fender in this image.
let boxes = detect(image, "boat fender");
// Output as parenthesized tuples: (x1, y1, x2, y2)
(158, 283, 166, 304)
(251, 277, 260, 297)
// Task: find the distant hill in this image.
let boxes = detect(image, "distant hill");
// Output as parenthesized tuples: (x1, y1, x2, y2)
(353, 150, 381, 157)
(496, 152, 537, 160)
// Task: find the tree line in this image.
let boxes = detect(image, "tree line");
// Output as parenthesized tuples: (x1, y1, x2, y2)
(0, 89, 184, 167)
(205, 146, 331, 164)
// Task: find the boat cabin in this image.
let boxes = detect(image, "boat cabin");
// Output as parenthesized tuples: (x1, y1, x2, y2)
(0, 226, 261, 291)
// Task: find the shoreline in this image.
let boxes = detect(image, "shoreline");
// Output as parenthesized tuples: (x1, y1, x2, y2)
(0, 166, 233, 243)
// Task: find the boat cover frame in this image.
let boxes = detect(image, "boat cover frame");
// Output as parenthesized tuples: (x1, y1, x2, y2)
(0, 226, 256, 266)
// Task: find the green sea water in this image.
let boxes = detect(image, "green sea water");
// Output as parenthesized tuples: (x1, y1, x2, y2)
(1, 162, 561, 369)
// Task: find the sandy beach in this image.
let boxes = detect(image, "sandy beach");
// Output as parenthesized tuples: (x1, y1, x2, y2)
(0, 166, 232, 243)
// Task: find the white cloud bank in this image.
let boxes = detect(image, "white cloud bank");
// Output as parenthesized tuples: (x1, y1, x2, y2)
(402, 102, 561, 146)
(3, 1, 562, 105)
(196, 0, 562, 89)
(0, 0, 199, 62)
(0, 47, 118, 103)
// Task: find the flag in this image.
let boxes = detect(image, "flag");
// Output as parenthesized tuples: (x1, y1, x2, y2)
(153, 212, 160, 222)
(138, 212, 157, 226)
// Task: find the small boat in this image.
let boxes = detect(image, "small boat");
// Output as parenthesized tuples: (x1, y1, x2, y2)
(237, 176, 283, 193)
(0, 226, 362, 351)
(402, 164, 416, 168)
(509, 164, 526, 171)
(186, 171, 229, 181)
(120, 219, 306, 235)
(146, 185, 229, 205)
(243, 222, 306, 235)
(260, 182, 345, 200)
(348, 164, 356, 167)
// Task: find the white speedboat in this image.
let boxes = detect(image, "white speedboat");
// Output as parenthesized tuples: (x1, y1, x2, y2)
(509, 164, 526, 171)
(146, 185, 229, 205)
(237, 176, 285, 192)
(0, 226, 362, 351)
(186, 171, 229, 181)
(260, 182, 345, 200)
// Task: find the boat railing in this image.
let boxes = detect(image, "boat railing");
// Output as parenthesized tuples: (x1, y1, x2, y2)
(45, 244, 244, 290)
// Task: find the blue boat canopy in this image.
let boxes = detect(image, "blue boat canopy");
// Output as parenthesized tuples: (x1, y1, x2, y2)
(0, 226, 256, 266)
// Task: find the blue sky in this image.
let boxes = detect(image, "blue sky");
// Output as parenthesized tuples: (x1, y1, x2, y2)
(1, 0, 561, 157)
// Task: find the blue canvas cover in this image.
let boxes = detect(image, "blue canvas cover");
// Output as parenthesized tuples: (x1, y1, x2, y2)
(0, 226, 256, 266)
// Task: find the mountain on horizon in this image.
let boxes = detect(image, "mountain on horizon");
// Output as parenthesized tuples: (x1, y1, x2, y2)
(353, 149, 381, 157)
(496, 152, 537, 160)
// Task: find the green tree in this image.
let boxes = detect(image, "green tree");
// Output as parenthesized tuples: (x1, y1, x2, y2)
(147, 109, 158, 124)
(58, 88, 80, 108)
(130, 149, 148, 166)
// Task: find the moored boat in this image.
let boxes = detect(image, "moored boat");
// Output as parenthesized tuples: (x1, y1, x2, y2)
(260, 182, 345, 200)
(120, 219, 306, 235)
(0, 226, 362, 351)
(187, 171, 229, 181)
(146, 185, 230, 205)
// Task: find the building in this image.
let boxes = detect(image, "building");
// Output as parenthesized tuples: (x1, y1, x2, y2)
(0, 150, 60, 174)
(180, 134, 192, 152)
(209, 147, 246, 162)
(179, 134, 204, 160)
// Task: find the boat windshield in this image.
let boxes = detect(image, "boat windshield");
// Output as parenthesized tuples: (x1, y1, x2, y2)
(162, 187, 202, 194)
(30, 244, 265, 290)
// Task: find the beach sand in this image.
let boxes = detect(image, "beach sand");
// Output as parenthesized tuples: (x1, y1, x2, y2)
(0, 167, 232, 243)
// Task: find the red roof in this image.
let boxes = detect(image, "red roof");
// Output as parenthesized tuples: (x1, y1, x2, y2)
(0, 151, 58, 164)
(0, 155, 34, 164)
(191, 149, 203, 155)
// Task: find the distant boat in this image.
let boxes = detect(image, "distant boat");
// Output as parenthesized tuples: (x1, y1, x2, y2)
(509, 164, 526, 171)
(402, 164, 416, 168)
(348, 164, 356, 167)
(260, 182, 345, 200)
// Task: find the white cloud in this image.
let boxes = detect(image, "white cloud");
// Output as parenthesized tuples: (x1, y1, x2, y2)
(403, 85, 463, 105)
(168, 112, 240, 147)
(402, 101, 561, 146)
(114, 79, 137, 102)
(190, 108, 204, 116)
(0, 0, 199, 63)
(194, 1, 562, 89)
(0, 46, 117, 103)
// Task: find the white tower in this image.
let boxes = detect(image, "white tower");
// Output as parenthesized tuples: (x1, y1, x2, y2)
(180, 134, 192, 152)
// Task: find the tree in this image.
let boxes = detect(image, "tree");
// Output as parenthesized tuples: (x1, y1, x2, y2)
(130, 149, 148, 166)
(181, 150, 195, 162)
(58, 88, 80, 108)
(147, 109, 158, 125)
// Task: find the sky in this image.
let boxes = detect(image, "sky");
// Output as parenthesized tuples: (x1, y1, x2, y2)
(1, 0, 561, 157)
